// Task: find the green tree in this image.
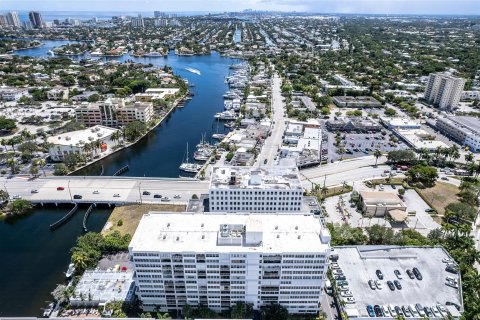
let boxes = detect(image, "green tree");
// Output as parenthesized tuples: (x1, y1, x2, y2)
(6, 199, 33, 216)
(261, 303, 288, 320)
(53, 163, 68, 176)
(0, 116, 17, 131)
(406, 165, 438, 186)
(373, 149, 382, 167)
(231, 301, 253, 319)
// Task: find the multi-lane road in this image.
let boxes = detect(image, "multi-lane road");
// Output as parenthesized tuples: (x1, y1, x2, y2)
(1, 176, 209, 205)
(255, 73, 287, 166)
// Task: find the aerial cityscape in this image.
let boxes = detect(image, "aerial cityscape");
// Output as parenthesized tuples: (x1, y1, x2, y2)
(0, 1, 479, 319)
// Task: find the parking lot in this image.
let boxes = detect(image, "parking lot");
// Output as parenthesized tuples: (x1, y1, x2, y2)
(333, 246, 462, 318)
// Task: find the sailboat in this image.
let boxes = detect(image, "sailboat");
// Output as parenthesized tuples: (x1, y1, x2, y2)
(179, 142, 202, 173)
(212, 118, 226, 140)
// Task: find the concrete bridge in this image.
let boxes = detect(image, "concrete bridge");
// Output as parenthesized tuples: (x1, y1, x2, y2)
(1, 176, 210, 206)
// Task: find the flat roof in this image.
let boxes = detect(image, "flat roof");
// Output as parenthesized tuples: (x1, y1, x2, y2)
(129, 212, 331, 254)
(334, 246, 463, 317)
(70, 270, 135, 305)
(445, 116, 480, 133)
(210, 166, 302, 190)
(47, 125, 119, 147)
(359, 191, 404, 205)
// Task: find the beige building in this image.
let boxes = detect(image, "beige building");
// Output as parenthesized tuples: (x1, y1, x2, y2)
(424, 72, 465, 110)
(75, 99, 153, 127)
(359, 191, 407, 218)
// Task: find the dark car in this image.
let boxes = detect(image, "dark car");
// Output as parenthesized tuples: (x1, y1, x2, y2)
(264, 159, 268, 164)
(424, 307, 434, 317)
(376, 269, 384, 280)
(406, 269, 415, 279)
(73, 194, 82, 199)
(395, 306, 403, 317)
(374, 305, 384, 317)
(142, 191, 151, 195)
(387, 281, 395, 291)
(446, 264, 458, 274)
(334, 275, 346, 280)
(394, 269, 402, 279)
(413, 267, 423, 280)
(153, 194, 162, 198)
(367, 305, 375, 317)
(394, 280, 402, 289)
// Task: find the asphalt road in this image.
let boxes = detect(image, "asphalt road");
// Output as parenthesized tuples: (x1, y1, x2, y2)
(255, 73, 287, 166)
(1, 176, 209, 205)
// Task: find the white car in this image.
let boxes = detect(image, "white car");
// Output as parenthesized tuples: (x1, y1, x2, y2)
(31, 189, 39, 193)
(12, 195, 22, 199)
(340, 291, 352, 297)
(375, 280, 383, 290)
(174, 194, 181, 199)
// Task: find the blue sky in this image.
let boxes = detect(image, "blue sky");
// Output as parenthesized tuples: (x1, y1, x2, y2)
(3, 0, 480, 15)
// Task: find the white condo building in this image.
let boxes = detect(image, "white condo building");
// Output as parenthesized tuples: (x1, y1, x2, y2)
(424, 72, 465, 110)
(129, 212, 331, 314)
(209, 166, 303, 213)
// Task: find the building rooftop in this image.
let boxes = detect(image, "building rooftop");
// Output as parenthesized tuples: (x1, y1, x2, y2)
(47, 125, 119, 146)
(129, 212, 331, 253)
(444, 116, 480, 133)
(359, 191, 404, 206)
(210, 166, 302, 190)
(380, 117, 421, 128)
(334, 246, 463, 318)
(70, 270, 135, 306)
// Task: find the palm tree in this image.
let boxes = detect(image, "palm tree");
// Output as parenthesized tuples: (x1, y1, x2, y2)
(36, 158, 46, 177)
(6, 157, 16, 174)
(373, 149, 382, 167)
(434, 146, 443, 162)
(465, 152, 474, 163)
(82, 143, 92, 159)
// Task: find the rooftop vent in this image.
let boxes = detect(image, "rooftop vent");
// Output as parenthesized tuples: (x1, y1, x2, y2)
(201, 234, 205, 239)
(176, 236, 180, 241)
(167, 222, 170, 228)
(275, 226, 278, 230)
(162, 235, 166, 240)
(298, 235, 301, 239)
(295, 226, 298, 230)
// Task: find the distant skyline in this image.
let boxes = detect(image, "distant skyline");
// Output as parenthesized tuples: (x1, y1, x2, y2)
(2, 0, 480, 16)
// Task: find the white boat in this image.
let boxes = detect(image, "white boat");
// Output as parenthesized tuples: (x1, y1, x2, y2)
(65, 263, 75, 278)
(224, 121, 236, 128)
(47, 50, 54, 56)
(185, 67, 201, 75)
(144, 51, 163, 57)
(179, 142, 202, 173)
(212, 133, 226, 140)
(214, 111, 237, 120)
(42, 302, 55, 317)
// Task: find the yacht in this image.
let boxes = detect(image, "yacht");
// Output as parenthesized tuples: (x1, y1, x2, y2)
(65, 263, 75, 279)
(144, 51, 163, 57)
(179, 143, 202, 173)
(185, 67, 201, 75)
(47, 50, 55, 56)
(214, 110, 237, 120)
(212, 133, 226, 140)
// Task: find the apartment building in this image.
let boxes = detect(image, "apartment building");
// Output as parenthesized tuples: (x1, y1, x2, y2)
(209, 166, 303, 213)
(131, 17, 145, 28)
(75, 99, 153, 127)
(28, 11, 43, 29)
(0, 87, 30, 101)
(436, 116, 480, 152)
(129, 212, 331, 314)
(47, 125, 119, 161)
(6, 12, 21, 28)
(424, 72, 465, 110)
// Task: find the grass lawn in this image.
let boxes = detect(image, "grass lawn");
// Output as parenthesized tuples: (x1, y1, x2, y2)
(417, 182, 459, 217)
(102, 204, 186, 236)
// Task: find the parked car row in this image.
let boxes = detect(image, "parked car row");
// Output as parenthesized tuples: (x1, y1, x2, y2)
(367, 303, 451, 318)
(331, 263, 355, 304)
(369, 268, 421, 292)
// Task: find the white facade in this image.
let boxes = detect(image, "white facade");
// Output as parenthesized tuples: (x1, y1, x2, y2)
(129, 212, 331, 314)
(131, 17, 144, 28)
(209, 166, 303, 213)
(47, 125, 120, 161)
(424, 72, 465, 109)
(0, 87, 30, 101)
(6, 12, 21, 28)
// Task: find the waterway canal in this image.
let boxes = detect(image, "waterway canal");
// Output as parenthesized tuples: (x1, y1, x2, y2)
(1, 39, 239, 316)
